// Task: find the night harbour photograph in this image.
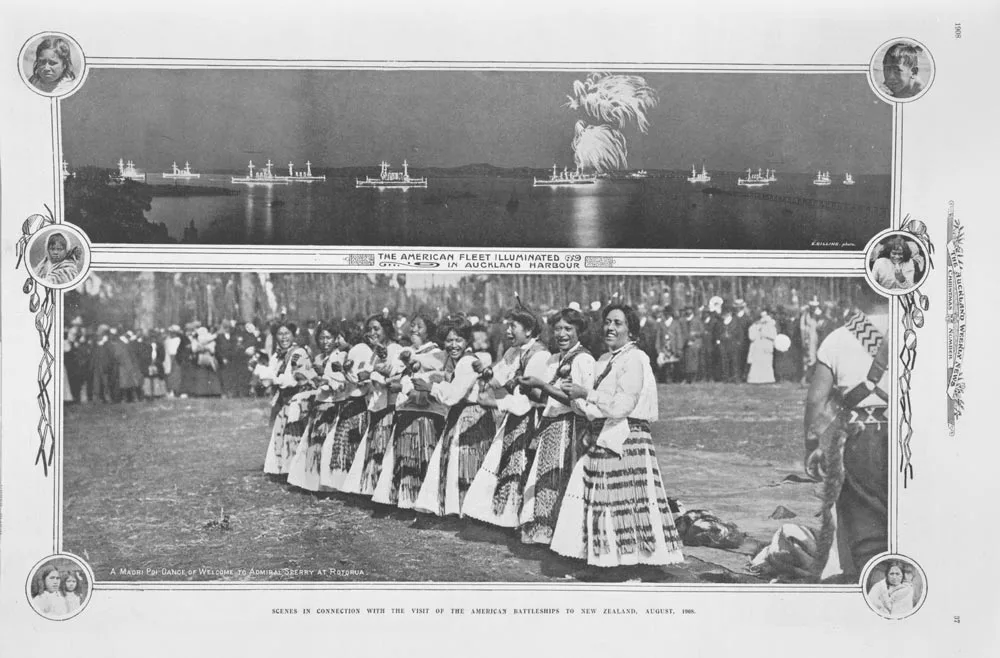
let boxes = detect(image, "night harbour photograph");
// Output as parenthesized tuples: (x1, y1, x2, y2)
(59, 69, 891, 250)
(61, 271, 890, 584)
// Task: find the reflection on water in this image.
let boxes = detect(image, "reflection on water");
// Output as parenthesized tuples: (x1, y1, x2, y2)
(143, 174, 890, 249)
(567, 188, 605, 248)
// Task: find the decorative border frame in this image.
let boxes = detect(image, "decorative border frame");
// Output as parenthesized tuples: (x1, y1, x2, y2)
(5, 34, 940, 618)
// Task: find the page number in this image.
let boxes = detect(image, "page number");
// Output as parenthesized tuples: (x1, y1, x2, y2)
(953, 616, 961, 623)
(954, 23, 962, 38)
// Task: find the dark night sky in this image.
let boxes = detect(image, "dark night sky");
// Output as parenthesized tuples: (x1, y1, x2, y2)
(61, 69, 891, 174)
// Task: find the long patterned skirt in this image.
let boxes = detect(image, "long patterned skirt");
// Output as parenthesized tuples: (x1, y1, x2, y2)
(372, 411, 445, 508)
(416, 403, 497, 516)
(463, 408, 539, 527)
(287, 400, 338, 492)
(550, 419, 684, 567)
(341, 406, 395, 496)
(319, 397, 369, 491)
(519, 412, 586, 544)
(262, 390, 310, 475)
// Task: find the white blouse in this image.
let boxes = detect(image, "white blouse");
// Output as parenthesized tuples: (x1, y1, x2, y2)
(366, 342, 404, 411)
(430, 353, 492, 406)
(490, 338, 551, 415)
(582, 345, 658, 422)
(578, 345, 658, 454)
(489, 338, 551, 388)
(539, 345, 596, 418)
(32, 591, 71, 618)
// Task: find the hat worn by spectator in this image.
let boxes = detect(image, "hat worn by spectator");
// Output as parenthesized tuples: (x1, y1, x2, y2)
(590, 301, 601, 311)
(568, 301, 581, 312)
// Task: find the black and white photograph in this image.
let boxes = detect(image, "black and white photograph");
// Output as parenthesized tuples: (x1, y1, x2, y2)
(25, 555, 92, 621)
(864, 555, 927, 619)
(869, 38, 934, 103)
(60, 70, 891, 250)
(1, 2, 995, 656)
(17, 32, 86, 98)
(62, 271, 889, 584)
(866, 230, 928, 295)
(25, 223, 90, 289)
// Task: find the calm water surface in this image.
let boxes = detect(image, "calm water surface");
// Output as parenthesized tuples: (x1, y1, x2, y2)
(145, 174, 889, 249)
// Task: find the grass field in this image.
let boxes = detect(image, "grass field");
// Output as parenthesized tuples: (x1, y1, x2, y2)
(63, 382, 818, 583)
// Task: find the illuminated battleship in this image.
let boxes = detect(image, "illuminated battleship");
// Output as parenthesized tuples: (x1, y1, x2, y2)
(283, 161, 326, 183)
(232, 160, 290, 185)
(533, 164, 597, 187)
(356, 160, 427, 189)
(737, 168, 770, 188)
(812, 171, 832, 186)
(687, 164, 711, 184)
(114, 158, 146, 183)
(162, 161, 201, 179)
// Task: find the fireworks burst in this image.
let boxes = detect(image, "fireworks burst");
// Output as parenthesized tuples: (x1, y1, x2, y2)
(571, 121, 628, 172)
(564, 72, 659, 173)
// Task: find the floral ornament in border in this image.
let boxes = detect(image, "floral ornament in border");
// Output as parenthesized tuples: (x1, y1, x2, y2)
(896, 217, 934, 487)
(14, 208, 58, 476)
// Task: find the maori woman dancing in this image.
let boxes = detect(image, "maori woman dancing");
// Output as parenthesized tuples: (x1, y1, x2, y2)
(319, 325, 376, 491)
(254, 322, 317, 476)
(551, 304, 684, 568)
(342, 315, 404, 496)
(372, 314, 447, 509)
(516, 307, 595, 544)
(286, 322, 347, 492)
(463, 308, 551, 528)
(415, 318, 496, 517)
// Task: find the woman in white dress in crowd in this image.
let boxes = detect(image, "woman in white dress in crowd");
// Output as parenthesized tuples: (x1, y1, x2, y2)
(319, 325, 376, 491)
(515, 307, 595, 544)
(415, 318, 497, 517)
(551, 303, 684, 574)
(747, 309, 777, 384)
(462, 309, 550, 528)
(372, 314, 447, 510)
(342, 315, 404, 497)
(286, 321, 346, 492)
(255, 322, 317, 476)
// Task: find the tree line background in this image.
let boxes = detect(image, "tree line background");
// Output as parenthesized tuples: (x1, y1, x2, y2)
(65, 272, 866, 331)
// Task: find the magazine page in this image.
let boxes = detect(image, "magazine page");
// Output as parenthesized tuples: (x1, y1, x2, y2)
(1, 1, 996, 655)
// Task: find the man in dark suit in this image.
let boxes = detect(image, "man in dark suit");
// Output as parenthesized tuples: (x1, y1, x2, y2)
(732, 299, 753, 382)
(660, 306, 684, 383)
(131, 330, 153, 401)
(215, 320, 238, 398)
(637, 304, 664, 381)
(90, 325, 113, 403)
(717, 305, 743, 383)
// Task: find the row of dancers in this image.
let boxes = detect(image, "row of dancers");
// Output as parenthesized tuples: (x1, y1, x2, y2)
(253, 303, 685, 568)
